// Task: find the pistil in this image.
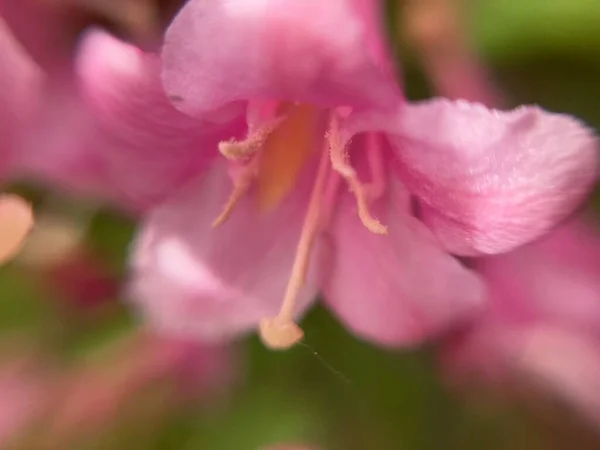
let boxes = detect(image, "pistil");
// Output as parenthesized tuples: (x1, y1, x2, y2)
(258, 144, 331, 350)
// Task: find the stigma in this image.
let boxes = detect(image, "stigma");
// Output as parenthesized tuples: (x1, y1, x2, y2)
(212, 104, 388, 350)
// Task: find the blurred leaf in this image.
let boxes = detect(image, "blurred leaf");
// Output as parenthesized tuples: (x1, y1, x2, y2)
(88, 209, 136, 273)
(474, 0, 600, 61)
(182, 383, 325, 450)
(494, 56, 600, 127)
(0, 265, 53, 332)
(65, 304, 138, 360)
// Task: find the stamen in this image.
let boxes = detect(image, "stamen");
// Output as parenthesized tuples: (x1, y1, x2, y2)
(212, 162, 258, 227)
(320, 169, 343, 229)
(218, 117, 284, 161)
(259, 145, 330, 350)
(327, 118, 387, 235)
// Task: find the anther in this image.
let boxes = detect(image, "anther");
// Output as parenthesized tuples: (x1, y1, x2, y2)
(218, 118, 284, 161)
(259, 317, 304, 350)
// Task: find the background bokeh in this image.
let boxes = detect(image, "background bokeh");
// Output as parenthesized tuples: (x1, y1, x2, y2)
(2, 0, 600, 448)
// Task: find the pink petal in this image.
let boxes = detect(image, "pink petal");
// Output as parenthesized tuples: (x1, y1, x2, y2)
(161, 0, 399, 117)
(515, 325, 600, 428)
(0, 0, 71, 72)
(128, 159, 329, 341)
(476, 217, 600, 337)
(440, 319, 524, 385)
(344, 100, 598, 255)
(449, 321, 600, 428)
(441, 218, 600, 426)
(18, 30, 229, 212)
(324, 174, 485, 346)
(0, 361, 49, 446)
(0, 19, 42, 172)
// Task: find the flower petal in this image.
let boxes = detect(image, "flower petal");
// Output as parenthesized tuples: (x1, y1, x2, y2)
(17, 30, 230, 212)
(345, 99, 598, 255)
(0, 361, 49, 445)
(515, 325, 600, 428)
(161, 0, 399, 116)
(0, 0, 71, 71)
(0, 19, 42, 172)
(441, 218, 600, 427)
(475, 217, 600, 337)
(128, 159, 328, 341)
(445, 322, 600, 428)
(324, 173, 485, 346)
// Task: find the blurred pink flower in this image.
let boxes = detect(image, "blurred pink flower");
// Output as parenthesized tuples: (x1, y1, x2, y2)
(127, 0, 597, 349)
(11, 29, 236, 213)
(46, 331, 235, 439)
(0, 0, 80, 73)
(401, 0, 504, 106)
(38, 249, 120, 310)
(0, 7, 236, 213)
(0, 359, 50, 446)
(441, 218, 600, 427)
(0, 0, 164, 72)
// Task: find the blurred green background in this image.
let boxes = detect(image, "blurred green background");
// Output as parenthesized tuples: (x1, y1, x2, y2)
(4, 0, 600, 448)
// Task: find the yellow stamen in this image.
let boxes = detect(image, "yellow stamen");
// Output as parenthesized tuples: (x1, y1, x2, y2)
(212, 162, 258, 227)
(327, 118, 387, 235)
(218, 117, 284, 161)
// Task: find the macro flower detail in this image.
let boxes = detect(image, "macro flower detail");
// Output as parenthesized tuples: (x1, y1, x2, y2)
(126, 0, 598, 351)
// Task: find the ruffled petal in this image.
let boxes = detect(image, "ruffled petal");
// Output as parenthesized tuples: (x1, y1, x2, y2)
(17, 30, 231, 212)
(343, 99, 598, 255)
(161, 0, 399, 117)
(128, 159, 328, 342)
(324, 175, 485, 346)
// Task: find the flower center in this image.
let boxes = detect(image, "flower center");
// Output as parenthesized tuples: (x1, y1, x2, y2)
(214, 104, 388, 349)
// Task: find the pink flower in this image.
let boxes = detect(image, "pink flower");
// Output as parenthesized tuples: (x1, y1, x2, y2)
(0, 2, 235, 214)
(0, 0, 164, 72)
(127, 0, 597, 350)
(7, 27, 238, 213)
(441, 218, 600, 427)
